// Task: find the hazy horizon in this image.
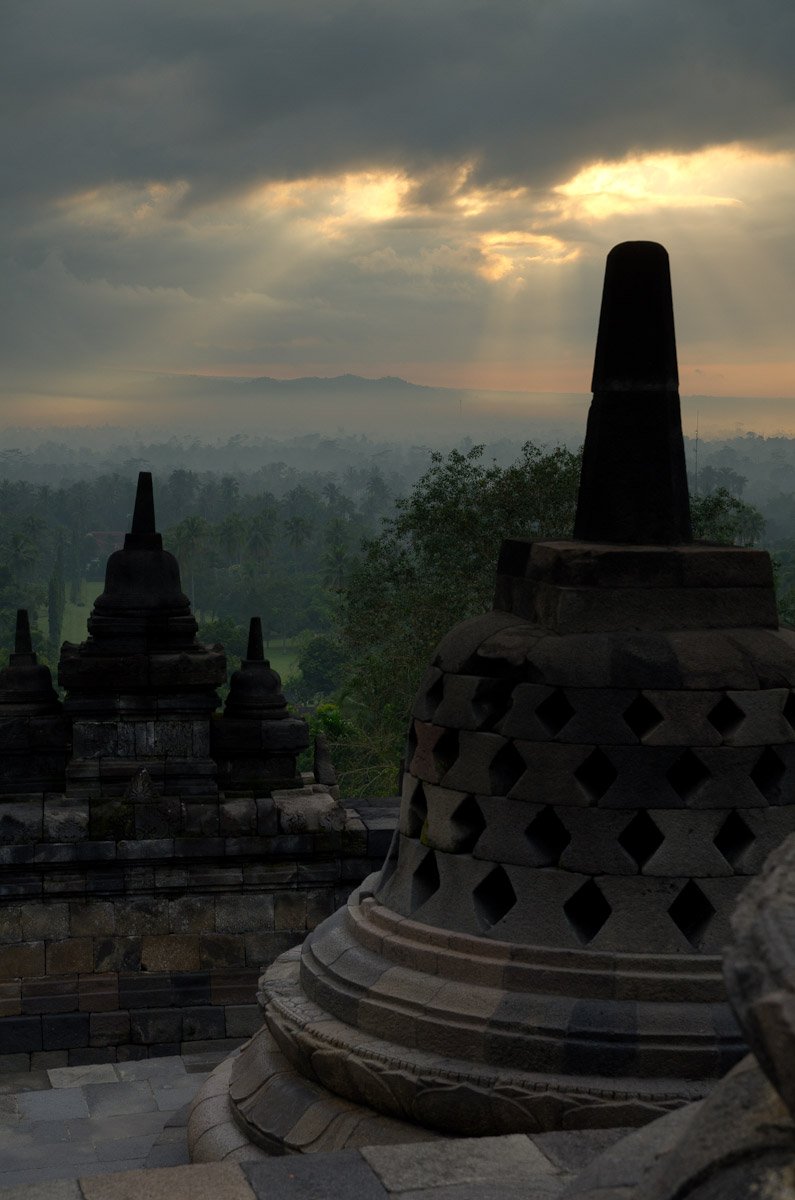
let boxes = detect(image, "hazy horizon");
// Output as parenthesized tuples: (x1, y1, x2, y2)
(3, 1, 794, 439)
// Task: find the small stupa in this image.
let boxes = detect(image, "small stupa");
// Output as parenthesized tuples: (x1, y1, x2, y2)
(212, 617, 309, 791)
(189, 241, 795, 1157)
(0, 609, 67, 794)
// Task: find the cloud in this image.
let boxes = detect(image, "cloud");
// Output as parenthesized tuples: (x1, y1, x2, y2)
(1, 0, 794, 428)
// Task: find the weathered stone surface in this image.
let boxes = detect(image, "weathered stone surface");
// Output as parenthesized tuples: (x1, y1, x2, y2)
(273, 788, 346, 833)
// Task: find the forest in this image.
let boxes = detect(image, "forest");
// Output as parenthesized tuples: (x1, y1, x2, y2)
(0, 428, 793, 797)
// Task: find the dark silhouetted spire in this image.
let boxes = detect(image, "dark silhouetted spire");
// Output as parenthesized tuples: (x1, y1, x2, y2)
(223, 616, 289, 720)
(14, 609, 33, 657)
(573, 241, 692, 544)
(131, 472, 156, 535)
(247, 617, 264, 661)
(0, 609, 60, 712)
(124, 471, 162, 552)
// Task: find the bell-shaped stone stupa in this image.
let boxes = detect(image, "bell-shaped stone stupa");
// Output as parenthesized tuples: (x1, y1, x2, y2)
(212, 617, 309, 791)
(59, 472, 226, 797)
(189, 242, 795, 1159)
(0, 610, 67, 794)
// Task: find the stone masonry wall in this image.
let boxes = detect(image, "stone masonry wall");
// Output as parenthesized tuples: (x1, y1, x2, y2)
(0, 796, 398, 1072)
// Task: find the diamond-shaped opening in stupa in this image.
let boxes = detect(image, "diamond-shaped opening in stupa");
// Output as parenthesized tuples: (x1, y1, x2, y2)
(617, 810, 664, 870)
(668, 880, 715, 949)
(449, 795, 487, 854)
(405, 779, 428, 839)
(666, 749, 711, 801)
(433, 728, 460, 782)
(706, 695, 745, 738)
(750, 747, 786, 801)
(563, 878, 612, 945)
(410, 850, 441, 913)
(489, 740, 527, 795)
(713, 810, 755, 867)
(622, 694, 664, 741)
(525, 806, 571, 864)
(783, 692, 795, 732)
(472, 865, 516, 931)
(535, 689, 576, 737)
(574, 749, 619, 803)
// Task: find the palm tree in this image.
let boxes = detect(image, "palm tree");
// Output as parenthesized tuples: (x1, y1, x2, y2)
(283, 516, 313, 569)
(321, 542, 351, 591)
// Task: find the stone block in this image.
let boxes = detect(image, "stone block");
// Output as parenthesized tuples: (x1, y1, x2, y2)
(3, 873, 43, 899)
(85, 867, 125, 894)
(154, 721, 192, 756)
(219, 799, 257, 836)
(68, 1047, 117, 1065)
(34, 842, 78, 863)
(73, 840, 117, 862)
(0, 980, 21, 1017)
(224, 836, 271, 857)
(115, 1044, 148, 1061)
(199, 935, 246, 969)
(305, 889, 335, 928)
(124, 864, 155, 890)
(72, 722, 119, 759)
(117, 838, 175, 859)
(155, 867, 189, 889)
(244, 930, 304, 968)
(169, 896, 216, 934)
(93, 937, 142, 973)
(31, 1050, 69, 1069)
(274, 891, 307, 931)
(21, 976, 78, 1015)
(19, 901, 69, 941)
(182, 1005, 226, 1041)
(210, 968, 260, 1006)
(116, 897, 169, 936)
(0, 845, 34, 865)
(255, 796, 278, 835)
(172, 971, 212, 1007)
(223, 1004, 261, 1038)
(47, 938, 94, 975)
(90, 799, 134, 841)
(134, 721, 156, 756)
(181, 802, 220, 836)
(42, 1011, 90, 1050)
(215, 894, 275, 935)
(130, 1008, 183, 1045)
(367, 819, 398, 859)
(273, 789, 346, 834)
(0, 800, 43, 844)
(266, 833, 313, 856)
(506, 742, 593, 806)
(119, 972, 175, 1010)
(141, 935, 200, 972)
(135, 798, 181, 839)
(0, 905, 22, 944)
(0, 941, 44, 978)
(192, 721, 211, 756)
(69, 901, 116, 938)
(43, 797, 90, 842)
(0, 1014, 42, 1053)
(79, 973, 119, 1012)
(173, 837, 225, 858)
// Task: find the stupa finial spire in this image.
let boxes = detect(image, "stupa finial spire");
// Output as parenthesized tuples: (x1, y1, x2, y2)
(246, 617, 264, 662)
(573, 241, 692, 544)
(131, 472, 156, 535)
(14, 609, 33, 656)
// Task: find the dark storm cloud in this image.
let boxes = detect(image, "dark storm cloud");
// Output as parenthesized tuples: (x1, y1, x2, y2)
(3, 0, 794, 208)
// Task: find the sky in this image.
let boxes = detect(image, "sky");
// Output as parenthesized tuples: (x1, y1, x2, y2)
(2, 0, 795, 438)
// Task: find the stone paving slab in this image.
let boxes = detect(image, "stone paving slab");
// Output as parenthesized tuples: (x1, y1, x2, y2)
(242, 1149, 389, 1200)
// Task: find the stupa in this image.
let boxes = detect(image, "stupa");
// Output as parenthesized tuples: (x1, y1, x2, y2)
(212, 617, 309, 792)
(0, 609, 68, 794)
(58, 471, 227, 798)
(189, 242, 795, 1158)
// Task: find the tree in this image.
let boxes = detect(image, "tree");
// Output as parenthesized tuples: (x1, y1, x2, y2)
(690, 488, 764, 545)
(335, 442, 583, 795)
